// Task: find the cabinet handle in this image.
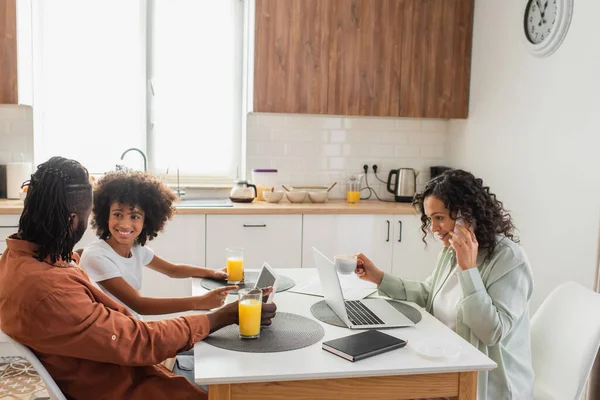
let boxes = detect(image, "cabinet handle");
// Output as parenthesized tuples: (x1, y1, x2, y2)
(243, 224, 267, 228)
(398, 221, 403, 242)
(386, 220, 390, 242)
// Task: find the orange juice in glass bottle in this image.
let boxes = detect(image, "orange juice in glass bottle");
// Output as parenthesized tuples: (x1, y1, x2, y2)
(346, 174, 362, 203)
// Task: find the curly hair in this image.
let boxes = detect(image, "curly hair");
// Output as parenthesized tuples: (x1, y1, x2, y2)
(19, 156, 92, 264)
(91, 171, 177, 246)
(412, 169, 518, 259)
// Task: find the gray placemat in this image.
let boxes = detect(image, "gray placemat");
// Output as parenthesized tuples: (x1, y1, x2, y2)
(200, 271, 295, 294)
(204, 312, 324, 353)
(310, 299, 422, 327)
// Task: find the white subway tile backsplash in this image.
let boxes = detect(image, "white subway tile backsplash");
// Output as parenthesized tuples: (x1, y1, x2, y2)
(247, 113, 448, 198)
(395, 119, 422, 131)
(420, 145, 445, 158)
(394, 145, 421, 158)
(344, 117, 397, 131)
(256, 142, 287, 156)
(421, 119, 448, 132)
(369, 144, 395, 158)
(382, 131, 410, 144)
(329, 130, 347, 143)
(409, 131, 446, 145)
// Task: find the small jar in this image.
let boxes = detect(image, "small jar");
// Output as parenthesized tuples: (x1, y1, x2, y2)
(251, 169, 279, 201)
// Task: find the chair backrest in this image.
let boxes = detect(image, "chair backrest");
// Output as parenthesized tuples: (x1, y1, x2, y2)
(2, 333, 67, 400)
(531, 281, 600, 400)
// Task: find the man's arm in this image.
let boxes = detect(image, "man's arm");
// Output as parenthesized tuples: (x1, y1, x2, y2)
(23, 288, 210, 366)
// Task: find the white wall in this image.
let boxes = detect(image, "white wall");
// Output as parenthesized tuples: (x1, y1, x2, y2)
(247, 113, 449, 200)
(447, 1, 600, 311)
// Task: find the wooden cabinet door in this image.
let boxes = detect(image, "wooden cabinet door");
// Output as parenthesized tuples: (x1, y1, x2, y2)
(254, 0, 331, 114)
(0, 0, 18, 104)
(328, 0, 474, 118)
(391, 214, 441, 281)
(328, 0, 404, 117)
(302, 214, 394, 273)
(206, 215, 302, 270)
(404, 0, 474, 118)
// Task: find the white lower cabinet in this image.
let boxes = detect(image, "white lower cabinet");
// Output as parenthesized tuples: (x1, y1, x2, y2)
(301, 215, 394, 273)
(206, 215, 302, 270)
(392, 214, 442, 281)
(141, 214, 206, 299)
(0, 215, 20, 256)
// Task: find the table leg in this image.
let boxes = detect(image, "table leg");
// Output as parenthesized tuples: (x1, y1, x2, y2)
(208, 384, 231, 400)
(457, 371, 477, 400)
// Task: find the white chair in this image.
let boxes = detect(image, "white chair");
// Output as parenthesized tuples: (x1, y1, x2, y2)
(2, 333, 67, 400)
(531, 281, 600, 400)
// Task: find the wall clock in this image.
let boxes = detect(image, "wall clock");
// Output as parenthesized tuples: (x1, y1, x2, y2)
(523, 0, 574, 57)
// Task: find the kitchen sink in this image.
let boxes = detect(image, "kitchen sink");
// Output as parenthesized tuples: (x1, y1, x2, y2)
(176, 197, 233, 208)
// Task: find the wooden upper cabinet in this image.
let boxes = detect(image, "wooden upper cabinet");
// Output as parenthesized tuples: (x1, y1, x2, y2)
(253, 0, 474, 118)
(254, 0, 331, 114)
(328, 0, 404, 117)
(0, 0, 18, 104)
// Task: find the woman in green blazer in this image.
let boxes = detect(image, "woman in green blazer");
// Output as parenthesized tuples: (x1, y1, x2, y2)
(356, 169, 534, 400)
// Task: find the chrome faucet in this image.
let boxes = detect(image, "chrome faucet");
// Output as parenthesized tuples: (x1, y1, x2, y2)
(166, 165, 186, 197)
(120, 148, 147, 172)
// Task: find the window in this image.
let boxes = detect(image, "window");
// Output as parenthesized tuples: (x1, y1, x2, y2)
(32, 0, 244, 182)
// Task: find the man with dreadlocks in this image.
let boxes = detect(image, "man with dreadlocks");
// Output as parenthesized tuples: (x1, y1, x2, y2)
(0, 157, 276, 399)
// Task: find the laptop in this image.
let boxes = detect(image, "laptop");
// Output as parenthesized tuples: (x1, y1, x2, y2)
(312, 247, 414, 329)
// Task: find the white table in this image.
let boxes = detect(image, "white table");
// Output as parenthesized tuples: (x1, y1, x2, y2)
(192, 269, 496, 400)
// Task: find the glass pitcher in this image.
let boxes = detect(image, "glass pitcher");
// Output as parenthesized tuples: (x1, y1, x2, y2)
(229, 180, 257, 203)
(346, 174, 363, 203)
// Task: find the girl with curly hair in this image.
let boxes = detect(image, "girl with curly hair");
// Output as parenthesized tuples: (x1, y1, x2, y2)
(80, 170, 236, 320)
(355, 169, 534, 400)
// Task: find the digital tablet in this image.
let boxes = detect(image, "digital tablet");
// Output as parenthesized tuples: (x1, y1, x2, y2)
(254, 262, 279, 303)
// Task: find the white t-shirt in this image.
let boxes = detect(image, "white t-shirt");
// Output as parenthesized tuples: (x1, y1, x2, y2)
(80, 240, 155, 320)
(432, 265, 462, 331)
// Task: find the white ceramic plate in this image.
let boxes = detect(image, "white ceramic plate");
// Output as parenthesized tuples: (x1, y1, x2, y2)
(412, 341, 461, 360)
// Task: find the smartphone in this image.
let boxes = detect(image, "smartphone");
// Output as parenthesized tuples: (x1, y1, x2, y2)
(454, 211, 475, 240)
(254, 262, 279, 303)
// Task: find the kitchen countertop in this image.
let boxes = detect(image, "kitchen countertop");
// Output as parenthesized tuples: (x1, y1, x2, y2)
(0, 199, 418, 215)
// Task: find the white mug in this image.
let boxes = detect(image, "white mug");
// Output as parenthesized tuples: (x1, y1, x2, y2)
(334, 255, 357, 275)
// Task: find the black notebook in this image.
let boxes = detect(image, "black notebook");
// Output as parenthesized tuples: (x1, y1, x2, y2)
(322, 330, 407, 362)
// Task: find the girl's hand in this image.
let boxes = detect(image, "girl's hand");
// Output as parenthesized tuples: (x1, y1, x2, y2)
(217, 267, 245, 283)
(354, 253, 384, 286)
(449, 224, 479, 270)
(195, 286, 238, 310)
(208, 268, 228, 280)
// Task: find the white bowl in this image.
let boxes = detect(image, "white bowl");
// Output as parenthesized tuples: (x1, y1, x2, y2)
(286, 191, 307, 203)
(308, 191, 328, 203)
(334, 255, 357, 275)
(263, 191, 284, 203)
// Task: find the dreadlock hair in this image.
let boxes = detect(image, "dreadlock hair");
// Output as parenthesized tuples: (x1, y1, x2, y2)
(91, 170, 177, 246)
(18, 157, 92, 264)
(412, 169, 519, 260)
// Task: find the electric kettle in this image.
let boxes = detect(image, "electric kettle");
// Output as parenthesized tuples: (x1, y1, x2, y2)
(229, 180, 257, 203)
(387, 168, 419, 202)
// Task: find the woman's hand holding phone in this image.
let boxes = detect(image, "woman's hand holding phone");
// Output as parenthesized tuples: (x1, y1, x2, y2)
(449, 214, 479, 271)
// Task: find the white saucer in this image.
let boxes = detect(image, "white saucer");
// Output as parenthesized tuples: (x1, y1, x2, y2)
(412, 341, 461, 360)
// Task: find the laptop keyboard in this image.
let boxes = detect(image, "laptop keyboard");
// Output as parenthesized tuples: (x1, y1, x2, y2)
(345, 300, 385, 326)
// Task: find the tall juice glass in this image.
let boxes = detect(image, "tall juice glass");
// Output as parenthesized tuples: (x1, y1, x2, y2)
(346, 180, 361, 203)
(238, 288, 262, 339)
(226, 247, 244, 284)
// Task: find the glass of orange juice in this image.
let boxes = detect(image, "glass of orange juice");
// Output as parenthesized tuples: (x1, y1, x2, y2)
(226, 247, 244, 284)
(346, 179, 361, 203)
(238, 288, 262, 339)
